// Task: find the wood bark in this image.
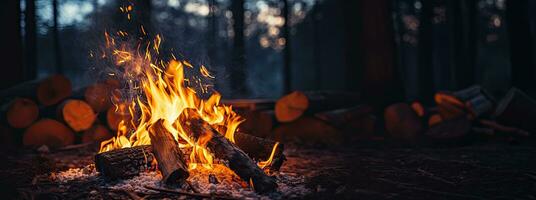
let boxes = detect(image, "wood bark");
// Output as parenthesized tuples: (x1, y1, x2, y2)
(179, 108, 277, 193)
(94, 130, 285, 180)
(234, 132, 285, 171)
(95, 145, 155, 180)
(148, 119, 189, 185)
(494, 88, 536, 133)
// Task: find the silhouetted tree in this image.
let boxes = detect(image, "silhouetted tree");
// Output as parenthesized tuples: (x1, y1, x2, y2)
(506, 0, 534, 95)
(230, 0, 248, 96)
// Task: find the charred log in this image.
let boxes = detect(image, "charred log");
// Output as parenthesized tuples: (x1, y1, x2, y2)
(180, 108, 277, 193)
(148, 119, 189, 185)
(95, 145, 155, 180)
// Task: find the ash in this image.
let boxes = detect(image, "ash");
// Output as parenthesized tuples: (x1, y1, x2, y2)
(48, 164, 309, 199)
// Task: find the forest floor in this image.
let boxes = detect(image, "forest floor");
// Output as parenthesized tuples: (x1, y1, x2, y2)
(0, 141, 535, 199)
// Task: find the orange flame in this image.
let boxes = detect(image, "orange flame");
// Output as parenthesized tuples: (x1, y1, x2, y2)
(98, 32, 277, 171)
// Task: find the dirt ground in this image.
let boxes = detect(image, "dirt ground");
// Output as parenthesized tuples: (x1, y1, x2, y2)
(1, 141, 535, 199)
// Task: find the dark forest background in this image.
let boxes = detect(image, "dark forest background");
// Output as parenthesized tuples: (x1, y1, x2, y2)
(1, 0, 536, 106)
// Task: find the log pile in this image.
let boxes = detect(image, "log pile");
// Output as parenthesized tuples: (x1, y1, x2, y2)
(412, 86, 533, 144)
(0, 75, 118, 149)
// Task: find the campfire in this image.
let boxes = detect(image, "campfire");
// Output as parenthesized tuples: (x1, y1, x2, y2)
(71, 15, 291, 198)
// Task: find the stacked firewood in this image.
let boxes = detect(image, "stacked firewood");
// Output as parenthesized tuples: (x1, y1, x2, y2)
(386, 86, 534, 144)
(224, 91, 377, 146)
(0, 74, 120, 149)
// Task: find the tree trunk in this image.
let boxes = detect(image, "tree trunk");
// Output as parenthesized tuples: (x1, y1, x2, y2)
(282, 0, 292, 93)
(230, 0, 248, 96)
(0, 0, 25, 89)
(358, 0, 402, 107)
(418, 0, 435, 103)
(505, 0, 534, 96)
(449, 0, 477, 89)
(52, 0, 63, 74)
(24, 0, 37, 80)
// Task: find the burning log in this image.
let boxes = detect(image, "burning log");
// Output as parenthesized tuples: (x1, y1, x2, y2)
(95, 145, 155, 179)
(94, 129, 286, 179)
(148, 119, 189, 185)
(234, 132, 285, 171)
(494, 88, 536, 133)
(179, 108, 277, 193)
(23, 118, 75, 148)
(81, 124, 113, 143)
(5, 98, 39, 128)
(275, 91, 360, 122)
(384, 103, 423, 141)
(0, 75, 72, 106)
(58, 99, 96, 132)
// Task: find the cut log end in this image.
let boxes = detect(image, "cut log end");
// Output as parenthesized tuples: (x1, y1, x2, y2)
(275, 91, 309, 122)
(6, 98, 39, 128)
(37, 74, 72, 106)
(23, 118, 75, 148)
(84, 83, 114, 112)
(60, 99, 96, 132)
(82, 124, 113, 143)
